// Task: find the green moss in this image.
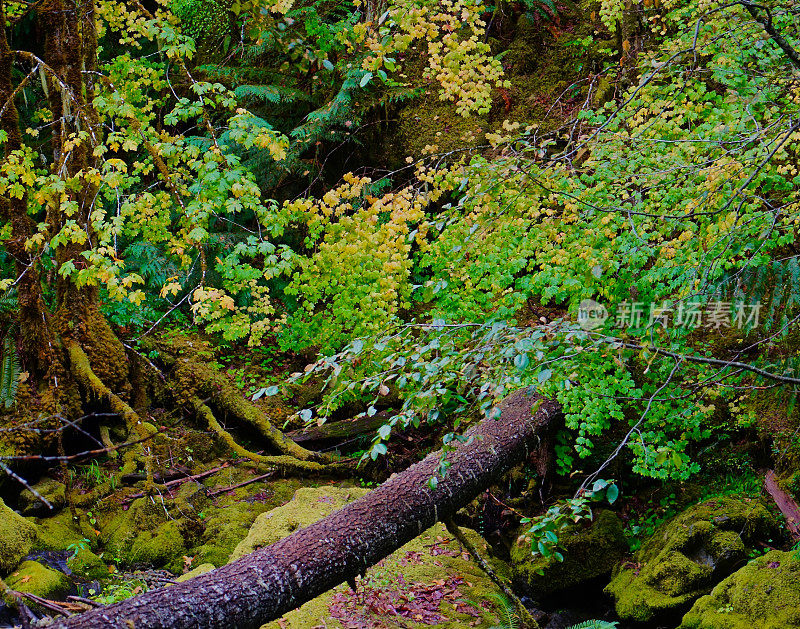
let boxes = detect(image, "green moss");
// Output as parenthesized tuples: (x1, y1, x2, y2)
(187, 475, 305, 567)
(67, 548, 110, 580)
(19, 478, 66, 515)
(0, 498, 38, 575)
(511, 510, 627, 598)
(681, 550, 800, 629)
(126, 520, 187, 571)
(606, 496, 779, 623)
(34, 508, 83, 552)
(5, 560, 70, 599)
(230, 486, 370, 561)
(175, 562, 215, 582)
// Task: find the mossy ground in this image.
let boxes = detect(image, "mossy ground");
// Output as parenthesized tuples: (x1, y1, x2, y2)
(247, 487, 510, 629)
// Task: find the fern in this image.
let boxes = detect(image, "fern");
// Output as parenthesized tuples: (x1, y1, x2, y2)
(0, 334, 20, 409)
(233, 84, 311, 106)
(565, 621, 619, 629)
(714, 256, 800, 335)
(485, 593, 519, 629)
(123, 241, 180, 291)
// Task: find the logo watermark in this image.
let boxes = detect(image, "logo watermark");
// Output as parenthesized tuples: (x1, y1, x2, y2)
(578, 299, 761, 331)
(578, 299, 609, 330)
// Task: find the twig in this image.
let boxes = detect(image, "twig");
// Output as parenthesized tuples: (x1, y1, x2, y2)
(122, 463, 233, 503)
(444, 518, 540, 629)
(206, 472, 275, 498)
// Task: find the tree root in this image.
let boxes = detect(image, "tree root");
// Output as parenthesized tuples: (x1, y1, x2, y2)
(66, 340, 156, 501)
(444, 518, 540, 629)
(165, 347, 333, 463)
(189, 395, 351, 475)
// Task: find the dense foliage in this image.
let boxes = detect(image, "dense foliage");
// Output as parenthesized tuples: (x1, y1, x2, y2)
(1, 0, 799, 490)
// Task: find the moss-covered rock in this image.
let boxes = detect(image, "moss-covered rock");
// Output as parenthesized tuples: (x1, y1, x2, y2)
(511, 510, 627, 599)
(242, 487, 509, 629)
(680, 550, 800, 629)
(19, 478, 66, 515)
(230, 486, 370, 561)
(606, 496, 779, 624)
(67, 548, 109, 580)
(187, 474, 305, 567)
(126, 520, 186, 571)
(0, 498, 38, 575)
(5, 560, 70, 599)
(34, 508, 83, 552)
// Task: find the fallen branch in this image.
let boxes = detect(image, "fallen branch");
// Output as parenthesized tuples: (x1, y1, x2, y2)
(764, 469, 800, 540)
(444, 518, 540, 629)
(122, 462, 233, 503)
(205, 471, 275, 498)
(52, 389, 560, 629)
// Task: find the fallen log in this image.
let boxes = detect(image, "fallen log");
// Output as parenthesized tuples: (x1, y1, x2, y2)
(53, 389, 560, 629)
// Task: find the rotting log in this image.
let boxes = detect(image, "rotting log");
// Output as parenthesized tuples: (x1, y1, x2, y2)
(52, 389, 561, 629)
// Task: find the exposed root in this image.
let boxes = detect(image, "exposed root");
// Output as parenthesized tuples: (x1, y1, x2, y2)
(98, 425, 118, 459)
(166, 348, 333, 463)
(66, 340, 156, 500)
(444, 518, 540, 629)
(190, 395, 351, 475)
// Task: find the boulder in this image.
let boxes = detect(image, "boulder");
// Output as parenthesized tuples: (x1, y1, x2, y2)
(5, 560, 70, 599)
(511, 510, 628, 599)
(67, 547, 109, 580)
(126, 520, 187, 572)
(176, 563, 215, 582)
(681, 550, 800, 629)
(230, 486, 370, 561)
(606, 496, 779, 623)
(0, 498, 38, 575)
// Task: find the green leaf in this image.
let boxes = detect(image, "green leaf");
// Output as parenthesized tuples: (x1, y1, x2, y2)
(538, 369, 552, 383)
(606, 484, 619, 504)
(370, 442, 388, 460)
(378, 424, 391, 440)
(322, 59, 334, 71)
(514, 353, 530, 370)
(359, 72, 373, 88)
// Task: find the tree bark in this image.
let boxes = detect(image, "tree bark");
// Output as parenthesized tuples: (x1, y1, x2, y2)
(53, 389, 561, 629)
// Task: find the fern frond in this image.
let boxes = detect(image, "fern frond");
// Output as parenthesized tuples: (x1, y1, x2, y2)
(234, 84, 310, 106)
(484, 592, 519, 629)
(0, 335, 21, 409)
(565, 620, 619, 629)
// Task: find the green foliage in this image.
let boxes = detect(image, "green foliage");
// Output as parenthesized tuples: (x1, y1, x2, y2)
(520, 480, 619, 563)
(0, 334, 20, 409)
(485, 592, 519, 629)
(565, 621, 619, 629)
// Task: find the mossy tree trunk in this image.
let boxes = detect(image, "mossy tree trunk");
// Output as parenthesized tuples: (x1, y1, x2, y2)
(0, 0, 335, 482)
(52, 390, 560, 629)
